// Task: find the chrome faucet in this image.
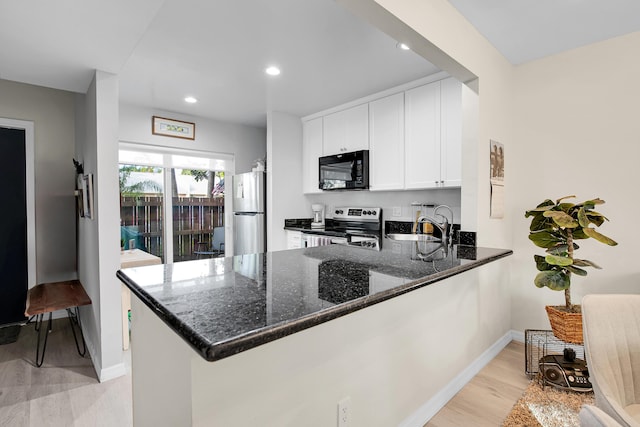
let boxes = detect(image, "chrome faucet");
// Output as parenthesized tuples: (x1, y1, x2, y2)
(415, 204, 453, 244)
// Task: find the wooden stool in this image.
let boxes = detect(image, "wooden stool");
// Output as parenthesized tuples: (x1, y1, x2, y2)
(24, 280, 92, 367)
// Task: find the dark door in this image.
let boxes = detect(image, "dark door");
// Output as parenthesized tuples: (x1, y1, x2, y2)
(0, 127, 28, 325)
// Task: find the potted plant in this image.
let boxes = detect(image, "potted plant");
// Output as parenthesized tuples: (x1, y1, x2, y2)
(525, 195, 617, 343)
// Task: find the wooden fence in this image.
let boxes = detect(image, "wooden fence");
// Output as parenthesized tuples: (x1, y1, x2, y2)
(120, 196, 224, 262)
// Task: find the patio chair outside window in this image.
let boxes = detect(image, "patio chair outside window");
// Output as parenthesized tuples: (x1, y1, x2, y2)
(194, 227, 225, 258)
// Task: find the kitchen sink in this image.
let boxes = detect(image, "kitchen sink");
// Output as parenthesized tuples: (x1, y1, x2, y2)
(385, 233, 442, 242)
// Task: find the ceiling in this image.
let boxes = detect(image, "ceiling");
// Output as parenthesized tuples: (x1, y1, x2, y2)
(448, 0, 640, 65)
(2, 0, 640, 128)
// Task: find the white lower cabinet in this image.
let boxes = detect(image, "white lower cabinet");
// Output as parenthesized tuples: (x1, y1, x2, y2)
(302, 118, 323, 194)
(286, 230, 302, 249)
(369, 92, 405, 191)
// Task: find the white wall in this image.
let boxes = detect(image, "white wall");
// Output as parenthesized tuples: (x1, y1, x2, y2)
(266, 111, 309, 251)
(368, 0, 640, 336)
(119, 103, 266, 174)
(0, 79, 77, 284)
(130, 258, 512, 427)
(509, 31, 640, 332)
(75, 71, 126, 381)
(340, 0, 515, 249)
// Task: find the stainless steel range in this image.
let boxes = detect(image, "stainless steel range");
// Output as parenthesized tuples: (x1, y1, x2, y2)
(302, 206, 382, 251)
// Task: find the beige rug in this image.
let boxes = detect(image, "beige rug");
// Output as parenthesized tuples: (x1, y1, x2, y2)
(503, 380, 594, 426)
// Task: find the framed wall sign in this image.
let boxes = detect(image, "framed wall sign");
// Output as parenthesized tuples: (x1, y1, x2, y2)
(152, 116, 195, 140)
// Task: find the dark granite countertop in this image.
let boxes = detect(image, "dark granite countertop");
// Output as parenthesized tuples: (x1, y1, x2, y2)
(116, 241, 512, 362)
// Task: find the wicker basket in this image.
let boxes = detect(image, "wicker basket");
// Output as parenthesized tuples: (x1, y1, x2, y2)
(545, 305, 584, 344)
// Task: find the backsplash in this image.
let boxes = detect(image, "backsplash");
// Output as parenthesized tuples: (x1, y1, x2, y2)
(304, 187, 462, 224)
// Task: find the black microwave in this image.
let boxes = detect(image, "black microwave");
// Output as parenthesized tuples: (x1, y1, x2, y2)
(319, 150, 369, 190)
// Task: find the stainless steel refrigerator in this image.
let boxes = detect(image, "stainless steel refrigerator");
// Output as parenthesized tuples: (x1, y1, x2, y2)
(232, 171, 266, 255)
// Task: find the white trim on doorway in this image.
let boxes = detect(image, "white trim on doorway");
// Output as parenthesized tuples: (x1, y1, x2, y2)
(0, 118, 36, 289)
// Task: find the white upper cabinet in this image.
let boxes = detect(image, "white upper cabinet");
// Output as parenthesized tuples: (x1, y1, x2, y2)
(404, 81, 441, 189)
(404, 77, 462, 189)
(301, 75, 463, 193)
(369, 92, 405, 191)
(302, 117, 323, 194)
(322, 103, 369, 155)
(440, 77, 462, 187)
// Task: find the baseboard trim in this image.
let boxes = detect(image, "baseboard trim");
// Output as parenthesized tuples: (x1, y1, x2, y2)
(510, 329, 525, 343)
(83, 322, 127, 383)
(99, 362, 127, 382)
(399, 330, 513, 427)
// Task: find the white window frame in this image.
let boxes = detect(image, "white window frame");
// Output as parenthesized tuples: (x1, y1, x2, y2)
(118, 142, 235, 262)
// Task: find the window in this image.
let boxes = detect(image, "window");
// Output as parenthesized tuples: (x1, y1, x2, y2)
(119, 144, 233, 263)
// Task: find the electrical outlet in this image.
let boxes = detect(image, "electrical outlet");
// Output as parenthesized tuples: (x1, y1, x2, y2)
(338, 396, 351, 427)
(392, 206, 402, 217)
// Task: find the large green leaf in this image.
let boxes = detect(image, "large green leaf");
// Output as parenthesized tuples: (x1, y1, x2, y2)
(529, 214, 554, 231)
(534, 270, 571, 291)
(534, 254, 553, 271)
(526, 208, 551, 218)
(529, 230, 564, 248)
(577, 207, 589, 228)
(584, 198, 605, 206)
(572, 228, 589, 239)
(545, 254, 573, 266)
(546, 245, 568, 256)
(573, 259, 602, 269)
(583, 228, 618, 246)
(525, 199, 556, 217)
(566, 265, 588, 276)
(576, 199, 605, 210)
(558, 203, 576, 213)
(586, 212, 607, 227)
(545, 243, 579, 255)
(556, 195, 576, 205)
(543, 210, 579, 228)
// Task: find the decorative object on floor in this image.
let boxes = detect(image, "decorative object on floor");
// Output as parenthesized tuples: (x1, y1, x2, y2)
(0, 324, 21, 345)
(525, 329, 587, 378)
(539, 348, 592, 392)
(525, 196, 617, 343)
(503, 380, 594, 427)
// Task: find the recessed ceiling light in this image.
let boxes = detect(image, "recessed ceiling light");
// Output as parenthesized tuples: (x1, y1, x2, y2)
(184, 96, 198, 103)
(265, 66, 281, 76)
(397, 42, 411, 51)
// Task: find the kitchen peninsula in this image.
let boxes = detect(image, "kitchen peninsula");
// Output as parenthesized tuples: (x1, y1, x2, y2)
(117, 243, 512, 426)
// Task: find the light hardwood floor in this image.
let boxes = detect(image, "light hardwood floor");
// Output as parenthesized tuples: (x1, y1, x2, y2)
(427, 341, 530, 426)
(0, 318, 132, 427)
(1, 319, 527, 427)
